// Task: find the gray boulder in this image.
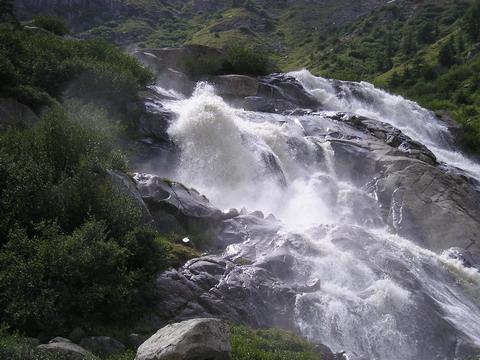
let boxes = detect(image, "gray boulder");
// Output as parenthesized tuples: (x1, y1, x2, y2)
(79, 336, 125, 358)
(375, 160, 480, 259)
(68, 328, 86, 343)
(134, 173, 235, 249)
(211, 75, 258, 97)
(135, 318, 231, 360)
(257, 73, 319, 110)
(37, 342, 98, 360)
(0, 98, 39, 131)
(49, 337, 72, 344)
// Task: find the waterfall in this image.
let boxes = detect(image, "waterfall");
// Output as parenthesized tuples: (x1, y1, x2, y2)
(290, 69, 480, 183)
(154, 72, 480, 360)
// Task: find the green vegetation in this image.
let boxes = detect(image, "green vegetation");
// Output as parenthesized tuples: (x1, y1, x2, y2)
(231, 326, 322, 360)
(31, 15, 70, 35)
(184, 41, 275, 76)
(0, 27, 152, 111)
(0, 16, 195, 344)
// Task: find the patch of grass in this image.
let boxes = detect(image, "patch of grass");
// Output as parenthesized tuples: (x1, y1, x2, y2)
(231, 325, 322, 360)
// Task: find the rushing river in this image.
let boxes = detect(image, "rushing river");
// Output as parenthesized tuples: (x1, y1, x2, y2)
(150, 69, 480, 360)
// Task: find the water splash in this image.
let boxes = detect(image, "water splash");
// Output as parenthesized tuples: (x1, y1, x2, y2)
(159, 76, 480, 360)
(290, 69, 480, 183)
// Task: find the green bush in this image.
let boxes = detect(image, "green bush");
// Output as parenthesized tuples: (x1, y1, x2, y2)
(31, 15, 70, 36)
(0, 28, 153, 111)
(225, 43, 273, 75)
(0, 103, 134, 240)
(231, 326, 322, 360)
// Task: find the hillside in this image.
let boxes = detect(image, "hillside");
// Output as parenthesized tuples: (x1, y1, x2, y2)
(12, 0, 480, 154)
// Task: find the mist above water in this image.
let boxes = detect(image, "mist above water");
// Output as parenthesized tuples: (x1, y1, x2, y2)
(155, 71, 480, 360)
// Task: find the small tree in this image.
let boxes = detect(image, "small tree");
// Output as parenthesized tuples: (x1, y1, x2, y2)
(401, 30, 415, 55)
(389, 71, 401, 88)
(0, 0, 16, 24)
(465, 0, 480, 42)
(417, 22, 435, 44)
(438, 38, 456, 67)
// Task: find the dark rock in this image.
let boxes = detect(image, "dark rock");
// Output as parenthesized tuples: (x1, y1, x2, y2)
(127, 333, 147, 349)
(136, 318, 231, 360)
(327, 112, 437, 165)
(134, 173, 236, 250)
(79, 336, 125, 358)
(211, 75, 258, 97)
(257, 73, 320, 110)
(243, 96, 299, 114)
(68, 328, 86, 344)
(375, 161, 480, 258)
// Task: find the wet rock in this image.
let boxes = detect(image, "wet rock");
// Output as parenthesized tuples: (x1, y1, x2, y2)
(37, 342, 98, 360)
(212, 75, 258, 97)
(79, 337, 125, 358)
(243, 96, 298, 114)
(134, 173, 235, 249)
(0, 98, 39, 131)
(443, 247, 478, 268)
(135, 318, 231, 360)
(327, 112, 436, 165)
(257, 73, 320, 110)
(375, 161, 480, 258)
(138, 96, 175, 142)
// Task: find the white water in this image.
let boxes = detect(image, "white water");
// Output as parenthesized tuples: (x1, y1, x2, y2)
(157, 75, 480, 360)
(290, 69, 480, 183)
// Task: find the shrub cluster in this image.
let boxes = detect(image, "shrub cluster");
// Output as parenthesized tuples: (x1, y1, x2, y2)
(0, 28, 152, 111)
(0, 103, 190, 336)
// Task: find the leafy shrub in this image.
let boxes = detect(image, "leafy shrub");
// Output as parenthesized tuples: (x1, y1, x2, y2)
(0, 103, 134, 240)
(231, 325, 322, 360)
(31, 15, 70, 36)
(0, 28, 153, 111)
(225, 42, 273, 75)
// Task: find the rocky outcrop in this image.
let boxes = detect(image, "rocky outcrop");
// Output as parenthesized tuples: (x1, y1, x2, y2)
(375, 160, 480, 259)
(79, 337, 125, 358)
(135, 318, 231, 360)
(133, 173, 238, 249)
(37, 341, 98, 360)
(133, 46, 226, 75)
(0, 98, 39, 131)
(256, 73, 320, 111)
(211, 75, 259, 97)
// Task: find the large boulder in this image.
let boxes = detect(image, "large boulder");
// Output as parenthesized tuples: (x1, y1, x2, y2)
(37, 342, 98, 360)
(257, 73, 320, 110)
(79, 336, 125, 358)
(211, 75, 258, 97)
(133, 173, 235, 249)
(0, 98, 39, 131)
(135, 318, 231, 360)
(375, 160, 480, 259)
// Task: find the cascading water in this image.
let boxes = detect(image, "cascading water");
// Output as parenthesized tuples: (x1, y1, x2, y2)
(290, 69, 480, 183)
(153, 72, 480, 360)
